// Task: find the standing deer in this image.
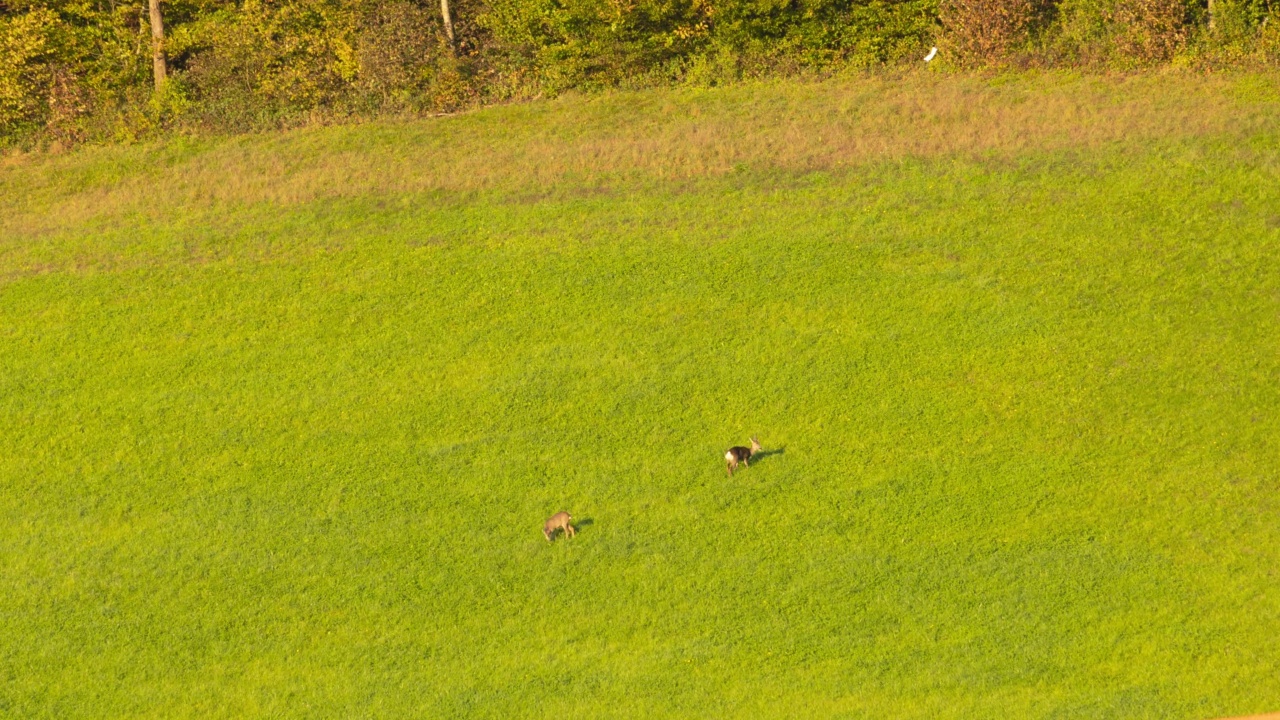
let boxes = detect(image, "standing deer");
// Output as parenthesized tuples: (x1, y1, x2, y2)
(725, 436, 761, 476)
(543, 511, 575, 542)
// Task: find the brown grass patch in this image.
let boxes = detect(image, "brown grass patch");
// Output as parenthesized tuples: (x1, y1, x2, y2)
(1, 69, 1278, 246)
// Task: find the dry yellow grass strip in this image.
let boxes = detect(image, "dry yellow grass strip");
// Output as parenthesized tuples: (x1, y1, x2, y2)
(1, 69, 1278, 244)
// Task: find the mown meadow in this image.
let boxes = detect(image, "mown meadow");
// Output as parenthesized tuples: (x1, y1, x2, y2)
(2, 72, 1279, 717)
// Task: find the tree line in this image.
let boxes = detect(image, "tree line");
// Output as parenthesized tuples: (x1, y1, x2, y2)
(1, 0, 1276, 145)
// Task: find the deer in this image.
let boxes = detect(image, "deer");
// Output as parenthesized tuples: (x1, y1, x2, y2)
(543, 511, 575, 542)
(725, 436, 761, 476)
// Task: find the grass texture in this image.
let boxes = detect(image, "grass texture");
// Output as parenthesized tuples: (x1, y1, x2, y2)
(2, 72, 1280, 718)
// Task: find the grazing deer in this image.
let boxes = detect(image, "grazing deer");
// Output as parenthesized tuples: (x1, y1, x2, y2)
(725, 436, 761, 476)
(543, 511, 575, 542)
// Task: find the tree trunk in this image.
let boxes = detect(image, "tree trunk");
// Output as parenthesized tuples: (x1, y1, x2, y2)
(148, 0, 167, 88)
(1208, 0, 1215, 31)
(440, 0, 456, 51)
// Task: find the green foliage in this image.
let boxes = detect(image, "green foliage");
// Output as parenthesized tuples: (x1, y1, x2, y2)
(481, 0, 712, 89)
(0, 0, 158, 143)
(177, 0, 362, 128)
(0, 7, 60, 136)
(1047, 0, 1280, 67)
(1212, 0, 1276, 36)
(480, 0, 936, 90)
(1179, 0, 1280, 67)
(705, 0, 938, 69)
(2, 78, 1280, 716)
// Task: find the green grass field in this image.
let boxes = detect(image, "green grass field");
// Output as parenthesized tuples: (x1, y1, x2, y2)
(2, 72, 1280, 718)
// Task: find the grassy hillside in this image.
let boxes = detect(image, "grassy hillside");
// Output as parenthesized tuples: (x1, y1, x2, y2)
(2, 71, 1280, 718)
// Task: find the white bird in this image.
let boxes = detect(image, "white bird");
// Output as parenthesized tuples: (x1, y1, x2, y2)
(924, 46, 938, 62)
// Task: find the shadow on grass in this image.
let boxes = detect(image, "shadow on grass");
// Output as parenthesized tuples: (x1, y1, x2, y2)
(571, 517, 594, 536)
(751, 446, 785, 466)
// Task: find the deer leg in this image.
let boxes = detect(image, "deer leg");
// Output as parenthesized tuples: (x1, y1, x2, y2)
(567, 524, 575, 538)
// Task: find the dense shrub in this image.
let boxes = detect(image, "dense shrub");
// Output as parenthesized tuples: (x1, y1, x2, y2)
(0, 8, 61, 137)
(479, 0, 937, 90)
(1112, 0, 1190, 62)
(939, 0, 1051, 66)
